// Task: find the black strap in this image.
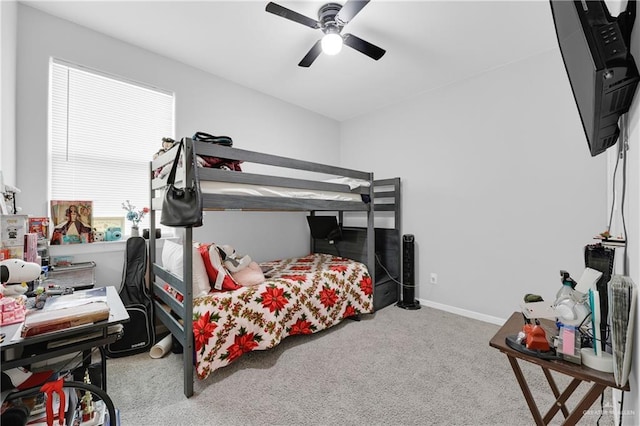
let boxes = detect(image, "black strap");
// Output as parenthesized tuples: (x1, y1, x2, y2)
(190, 139, 201, 188)
(166, 140, 183, 186)
(166, 139, 200, 187)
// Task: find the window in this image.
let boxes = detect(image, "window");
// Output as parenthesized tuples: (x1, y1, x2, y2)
(49, 59, 174, 235)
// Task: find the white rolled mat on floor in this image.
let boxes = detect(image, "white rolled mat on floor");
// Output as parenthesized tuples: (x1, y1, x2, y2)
(150, 334, 173, 359)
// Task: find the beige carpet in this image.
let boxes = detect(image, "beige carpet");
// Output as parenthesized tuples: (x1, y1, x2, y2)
(106, 305, 615, 425)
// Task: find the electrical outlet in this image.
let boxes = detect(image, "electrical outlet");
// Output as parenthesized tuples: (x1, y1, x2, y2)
(430, 273, 438, 284)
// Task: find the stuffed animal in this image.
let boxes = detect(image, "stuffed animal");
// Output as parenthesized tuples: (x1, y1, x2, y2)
(153, 137, 183, 178)
(162, 137, 175, 150)
(216, 245, 264, 287)
(217, 245, 252, 272)
(0, 259, 41, 299)
(230, 261, 265, 287)
(153, 137, 177, 160)
(1, 259, 41, 285)
(1, 282, 28, 297)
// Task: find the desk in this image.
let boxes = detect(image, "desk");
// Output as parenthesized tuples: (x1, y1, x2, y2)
(1, 286, 128, 425)
(1, 286, 129, 385)
(490, 312, 630, 426)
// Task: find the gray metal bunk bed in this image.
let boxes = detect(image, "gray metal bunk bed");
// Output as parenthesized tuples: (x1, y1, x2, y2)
(148, 137, 401, 397)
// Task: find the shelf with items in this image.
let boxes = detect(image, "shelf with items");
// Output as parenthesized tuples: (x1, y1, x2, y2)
(4, 380, 119, 426)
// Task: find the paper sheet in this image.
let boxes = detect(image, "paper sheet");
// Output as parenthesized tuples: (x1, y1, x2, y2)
(575, 267, 603, 293)
(521, 301, 556, 319)
(43, 287, 107, 311)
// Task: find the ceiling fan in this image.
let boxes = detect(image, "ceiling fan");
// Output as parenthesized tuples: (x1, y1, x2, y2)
(265, 0, 386, 67)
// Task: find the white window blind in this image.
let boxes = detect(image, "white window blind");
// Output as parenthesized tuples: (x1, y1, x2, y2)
(49, 59, 174, 234)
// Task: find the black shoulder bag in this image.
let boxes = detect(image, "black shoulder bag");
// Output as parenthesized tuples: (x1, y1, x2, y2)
(160, 139, 203, 227)
(192, 131, 233, 146)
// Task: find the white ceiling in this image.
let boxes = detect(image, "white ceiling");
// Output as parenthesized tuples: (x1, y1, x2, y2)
(22, 0, 561, 121)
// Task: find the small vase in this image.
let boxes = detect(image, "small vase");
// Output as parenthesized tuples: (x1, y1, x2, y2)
(131, 227, 140, 237)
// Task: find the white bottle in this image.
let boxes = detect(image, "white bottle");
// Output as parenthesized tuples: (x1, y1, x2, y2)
(554, 281, 589, 326)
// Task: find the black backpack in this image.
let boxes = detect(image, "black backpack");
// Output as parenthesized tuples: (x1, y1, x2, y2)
(106, 236, 155, 357)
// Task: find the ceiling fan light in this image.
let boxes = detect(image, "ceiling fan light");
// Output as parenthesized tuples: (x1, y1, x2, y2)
(321, 33, 343, 55)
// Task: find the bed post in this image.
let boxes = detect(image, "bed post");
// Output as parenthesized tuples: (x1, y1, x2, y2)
(183, 228, 194, 397)
(394, 178, 402, 290)
(149, 161, 156, 302)
(367, 172, 375, 302)
(183, 138, 195, 398)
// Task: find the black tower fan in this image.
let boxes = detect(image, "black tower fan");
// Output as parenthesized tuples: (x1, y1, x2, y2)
(397, 234, 420, 310)
(584, 244, 615, 351)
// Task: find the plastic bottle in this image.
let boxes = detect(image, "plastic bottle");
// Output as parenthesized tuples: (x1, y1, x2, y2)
(554, 280, 588, 326)
(555, 280, 575, 303)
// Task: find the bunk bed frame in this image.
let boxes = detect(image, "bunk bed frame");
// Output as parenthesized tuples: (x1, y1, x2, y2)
(148, 137, 400, 397)
(312, 177, 401, 310)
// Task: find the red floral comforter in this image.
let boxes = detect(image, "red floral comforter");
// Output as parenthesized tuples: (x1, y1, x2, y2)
(192, 253, 373, 379)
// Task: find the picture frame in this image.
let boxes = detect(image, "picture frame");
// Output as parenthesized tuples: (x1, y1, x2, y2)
(28, 216, 50, 242)
(1, 215, 28, 248)
(92, 216, 125, 242)
(50, 200, 93, 245)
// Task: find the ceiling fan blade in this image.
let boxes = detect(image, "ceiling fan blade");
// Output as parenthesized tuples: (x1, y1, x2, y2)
(343, 33, 386, 60)
(336, 0, 370, 24)
(298, 40, 323, 68)
(265, 2, 320, 29)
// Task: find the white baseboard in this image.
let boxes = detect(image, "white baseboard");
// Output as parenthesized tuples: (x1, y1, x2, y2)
(417, 298, 506, 325)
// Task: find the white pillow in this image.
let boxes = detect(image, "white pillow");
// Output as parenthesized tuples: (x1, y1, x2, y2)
(161, 240, 210, 298)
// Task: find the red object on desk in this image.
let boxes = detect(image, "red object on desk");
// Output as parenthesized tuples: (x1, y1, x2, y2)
(524, 323, 551, 351)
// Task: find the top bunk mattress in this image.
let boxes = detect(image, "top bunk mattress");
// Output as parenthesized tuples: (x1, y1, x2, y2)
(199, 180, 363, 202)
(151, 139, 375, 211)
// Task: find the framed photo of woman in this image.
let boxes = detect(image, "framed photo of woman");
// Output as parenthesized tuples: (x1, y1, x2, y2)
(50, 200, 93, 244)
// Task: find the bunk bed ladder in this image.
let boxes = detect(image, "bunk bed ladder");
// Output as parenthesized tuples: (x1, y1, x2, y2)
(379, 177, 401, 289)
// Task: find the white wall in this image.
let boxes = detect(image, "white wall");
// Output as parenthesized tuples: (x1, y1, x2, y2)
(14, 4, 340, 270)
(341, 49, 607, 321)
(614, 7, 639, 423)
(0, 0, 17, 186)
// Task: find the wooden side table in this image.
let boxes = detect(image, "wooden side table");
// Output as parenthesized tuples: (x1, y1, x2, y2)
(489, 312, 629, 426)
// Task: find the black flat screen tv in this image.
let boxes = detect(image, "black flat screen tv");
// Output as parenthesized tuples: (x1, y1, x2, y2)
(549, 0, 639, 157)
